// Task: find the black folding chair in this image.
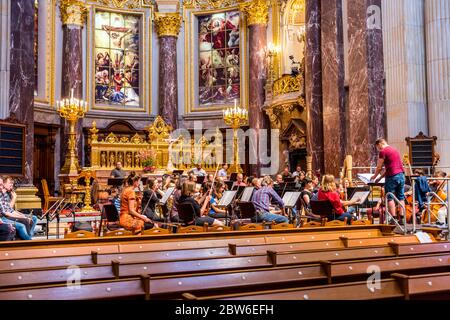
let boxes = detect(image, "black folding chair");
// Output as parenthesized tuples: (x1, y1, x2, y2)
(177, 202, 197, 226)
(100, 203, 122, 235)
(310, 200, 336, 221)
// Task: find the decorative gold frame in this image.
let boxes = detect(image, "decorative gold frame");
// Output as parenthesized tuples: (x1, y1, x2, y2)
(86, 4, 152, 113)
(183, 5, 248, 113)
(34, 0, 56, 106)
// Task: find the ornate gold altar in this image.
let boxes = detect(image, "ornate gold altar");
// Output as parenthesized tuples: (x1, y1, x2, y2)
(89, 116, 222, 173)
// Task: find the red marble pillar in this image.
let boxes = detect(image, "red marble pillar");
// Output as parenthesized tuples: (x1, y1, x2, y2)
(321, 0, 346, 176)
(347, 0, 385, 166)
(305, 0, 324, 174)
(59, 0, 86, 170)
(240, 0, 268, 177)
(9, 0, 35, 184)
(154, 12, 182, 129)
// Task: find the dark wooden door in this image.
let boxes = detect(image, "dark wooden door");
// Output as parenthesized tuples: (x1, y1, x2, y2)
(33, 124, 57, 196)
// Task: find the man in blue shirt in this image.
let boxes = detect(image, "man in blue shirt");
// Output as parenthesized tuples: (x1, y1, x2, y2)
(251, 177, 288, 224)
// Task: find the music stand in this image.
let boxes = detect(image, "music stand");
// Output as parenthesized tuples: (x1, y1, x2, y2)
(234, 186, 246, 199)
(229, 173, 238, 182)
(282, 192, 302, 223)
(108, 178, 124, 187)
(239, 187, 255, 202)
(159, 187, 175, 206)
(172, 170, 184, 176)
(283, 177, 295, 183)
(217, 190, 237, 226)
(236, 201, 257, 222)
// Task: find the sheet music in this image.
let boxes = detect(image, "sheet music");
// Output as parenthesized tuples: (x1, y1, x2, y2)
(218, 191, 237, 207)
(240, 187, 254, 202)
(415, 231, 433, 243)
(357, 173, 385, 184)
(160, 187, 175, 205)
(282, 192, 301, 207)
(349, 191, 370, 204)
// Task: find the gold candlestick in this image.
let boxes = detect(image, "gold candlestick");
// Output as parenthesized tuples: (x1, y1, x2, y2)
(80, 168, 94, 212)
(223, 100, 248, 174)
(58, 89, 87, 176)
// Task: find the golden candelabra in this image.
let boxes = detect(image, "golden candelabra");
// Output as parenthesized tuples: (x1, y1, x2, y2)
(79, 168, 94, 212)
(223, 100, 248, 174)
(57, 89, 87, 176)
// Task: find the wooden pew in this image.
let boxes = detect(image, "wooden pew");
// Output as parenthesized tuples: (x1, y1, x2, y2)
(320, 253, 450, 284)
(392, 272, 450, 299)
(0, 233, 427, 273)
(182, 279, 405, 300)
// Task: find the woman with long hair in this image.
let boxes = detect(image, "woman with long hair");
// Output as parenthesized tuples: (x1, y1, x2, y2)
(119, 173, 152, 234)
(317, 175, 360, 224)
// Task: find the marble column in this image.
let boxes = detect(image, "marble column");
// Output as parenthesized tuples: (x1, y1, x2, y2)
(305, 0, 324, 174)
(425, 0, 450, 168)
(321, 0, 346, 176)
(154, 12, 181, 129)
(9, 0, 35, 184)
(347, 0, 385, 167)
(59, 0, 86, 172)
(382, 0, 427, 156)
(0, 0, 11, 119)
(240, 0, 268, 177)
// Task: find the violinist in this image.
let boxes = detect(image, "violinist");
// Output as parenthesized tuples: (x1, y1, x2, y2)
(208, 182, 228, 219)
(141, 178, 165, 229)
(232, 173, 247, 188)
(119, 173, 152, 235)
(422, 171, 447, 224)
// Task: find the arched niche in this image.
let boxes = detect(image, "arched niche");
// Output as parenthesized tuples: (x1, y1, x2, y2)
(280, 0, 306, 75)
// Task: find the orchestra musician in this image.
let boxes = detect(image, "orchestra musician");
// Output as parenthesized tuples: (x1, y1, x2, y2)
(232, 173, 247, 188)
(141, 178, 165, 229)
(217, 164, 228, 178)
(251, 176, 289, 224)
(317, 175, 359, 224)
(188, 164, 206, 177)
(208, 182, 228, 219)
(178, 181, 224, 227)
(119, 173, 152, 235)
(371, 138, 406, 223)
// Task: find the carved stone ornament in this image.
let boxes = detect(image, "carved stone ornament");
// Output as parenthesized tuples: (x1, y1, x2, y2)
(154, 12, 182, 38)
(239, 0, 269, 26)
(59, 0, 88, 26)
(288, 132, 306, 150)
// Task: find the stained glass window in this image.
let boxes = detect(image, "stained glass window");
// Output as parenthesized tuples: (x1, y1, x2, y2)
(34, 0, 38, 96)
(198, 11, 240, 107)
(94, 11, 140, 108)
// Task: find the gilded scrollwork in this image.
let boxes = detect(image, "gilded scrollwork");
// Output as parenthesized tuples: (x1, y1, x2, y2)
(97, 0, 140, 9)
(273, 74, 303, 97)
(145, 115, 173, 141)
(183, 0, 238, 10)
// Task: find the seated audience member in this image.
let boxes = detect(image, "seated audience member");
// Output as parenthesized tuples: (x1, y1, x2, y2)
(119, 173, 152, 234)
(232, 173, 247, 188)
(317, 175, 360, 224)
(280, 166, 292, 179)
(178, 181, 224, 227)
(189, 164, 206, 177)
(251, 176, 289, 224)
(209, 183, 228, 219)
(218, 164, 228, 178)
(0, 220, 15, 241)
(141, 178, 165, 228)
(0, 176, 37, 240)
(110, 162, 126, 179)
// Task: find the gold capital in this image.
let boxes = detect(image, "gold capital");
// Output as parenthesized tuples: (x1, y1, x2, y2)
(239, 0, 269, 26)
(59, 0, 87, 27)
(154, 12, 182, 38)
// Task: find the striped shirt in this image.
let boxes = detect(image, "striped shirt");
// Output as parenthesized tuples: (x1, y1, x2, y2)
(252, 186, 284, 213)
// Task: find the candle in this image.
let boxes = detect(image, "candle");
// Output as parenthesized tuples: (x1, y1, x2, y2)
(70, 88, 74, 100)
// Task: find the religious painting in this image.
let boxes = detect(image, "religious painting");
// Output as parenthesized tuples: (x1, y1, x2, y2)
(94, 11, 140, 108)
(198, 11, 240, 107)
